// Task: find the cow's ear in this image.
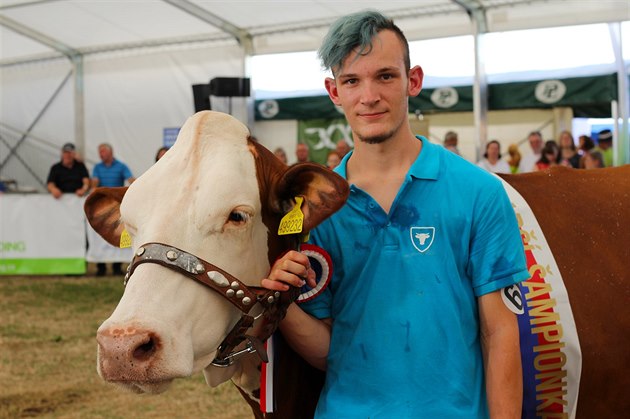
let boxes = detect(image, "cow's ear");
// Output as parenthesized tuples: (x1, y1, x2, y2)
(275, 163, 349, 231)
(84, 187, 128, 247)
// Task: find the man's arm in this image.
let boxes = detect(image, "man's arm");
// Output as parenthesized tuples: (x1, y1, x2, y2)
(76, 177, 90, 196)
(279, 305, 331, 371)
(262, 250, 332, 371)
(47, 182, 62, 199)
(478, 289, 522, 419)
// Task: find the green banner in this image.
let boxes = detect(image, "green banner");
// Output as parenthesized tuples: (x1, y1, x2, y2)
(255, 73, 621, 121)
(0, 258, 86, 276)
(298, 118, 352, 165)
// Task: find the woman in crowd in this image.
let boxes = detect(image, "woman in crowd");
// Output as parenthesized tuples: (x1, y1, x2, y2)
(533, 140, 559, 171)
(557, 130, 580, 168)
(477, 140, 511, 174)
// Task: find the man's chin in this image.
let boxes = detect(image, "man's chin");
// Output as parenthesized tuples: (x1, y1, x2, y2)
(113, 379, 174, 394)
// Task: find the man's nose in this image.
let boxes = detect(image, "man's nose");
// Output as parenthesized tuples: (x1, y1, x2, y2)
(360, 82, 380, 105)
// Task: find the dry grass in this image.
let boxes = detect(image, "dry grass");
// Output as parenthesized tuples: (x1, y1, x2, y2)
(0, 274, 251, 418)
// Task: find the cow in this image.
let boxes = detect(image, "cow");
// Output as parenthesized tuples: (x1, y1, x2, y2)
(85, 110, 629, 418)
(85, 111, 343, 418)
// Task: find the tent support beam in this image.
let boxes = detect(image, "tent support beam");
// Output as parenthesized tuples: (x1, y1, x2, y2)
(163, 0, 253, 123)
(0, 13, 80, 58)
(73, 55, 85, 157)
(454, 0, 489, 162)
(163, 0, 253, 53)
(0, 69, 72, 188)
(0, 12, 86, 163)
(0, 69, 72, 174)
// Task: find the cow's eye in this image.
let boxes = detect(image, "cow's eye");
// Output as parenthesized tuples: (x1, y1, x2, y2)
(227, 210, 249, 225)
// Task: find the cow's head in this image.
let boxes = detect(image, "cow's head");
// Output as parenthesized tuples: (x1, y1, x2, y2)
(85, 111, 348, 396)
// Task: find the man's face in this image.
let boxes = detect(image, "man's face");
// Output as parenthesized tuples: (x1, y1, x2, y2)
(61, 150, 74, 166)
(324, 30, 422, 145)
(98, 146, 113, 162)
(296, 144, 309, 162)
(529, 134, 543, 153)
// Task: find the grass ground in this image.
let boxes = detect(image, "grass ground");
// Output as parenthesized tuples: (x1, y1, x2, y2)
(0, 270, 251, 418)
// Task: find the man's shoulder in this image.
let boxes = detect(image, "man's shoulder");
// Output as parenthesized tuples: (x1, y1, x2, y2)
(74, 160, 88, 169)
(49, 161, 63, 170)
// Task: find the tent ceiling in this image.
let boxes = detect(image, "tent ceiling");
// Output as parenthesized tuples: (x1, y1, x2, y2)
(1, 0, 629, 66)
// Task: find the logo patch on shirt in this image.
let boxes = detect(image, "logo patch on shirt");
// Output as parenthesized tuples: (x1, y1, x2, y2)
(410, 227, 435, 253)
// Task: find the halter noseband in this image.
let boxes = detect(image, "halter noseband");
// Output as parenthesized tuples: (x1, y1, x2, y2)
(125, 242, 300, 367)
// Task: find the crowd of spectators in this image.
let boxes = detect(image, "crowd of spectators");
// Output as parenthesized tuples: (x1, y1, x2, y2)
(437, 128, 614, 174)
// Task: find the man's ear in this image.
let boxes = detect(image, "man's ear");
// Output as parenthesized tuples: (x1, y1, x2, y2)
(273, 163, 349, 232)
(324, 77, 341, 107)
(84, 187, 128, 247)
(408, 65, 424, 97)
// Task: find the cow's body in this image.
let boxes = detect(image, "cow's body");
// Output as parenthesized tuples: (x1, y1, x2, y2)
(86, 111, 629, 418)
(500, 166, 630, 418)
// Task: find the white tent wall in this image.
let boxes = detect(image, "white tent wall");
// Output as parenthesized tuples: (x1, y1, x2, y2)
(1, 42, 246, 190)
(0, 59, 75, 190)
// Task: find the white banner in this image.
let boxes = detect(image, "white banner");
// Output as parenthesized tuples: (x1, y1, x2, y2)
(86, 224, 133, 263)
(0, 193, 86, 274)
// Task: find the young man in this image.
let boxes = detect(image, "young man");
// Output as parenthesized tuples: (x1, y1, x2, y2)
(262, 11, 528, 418)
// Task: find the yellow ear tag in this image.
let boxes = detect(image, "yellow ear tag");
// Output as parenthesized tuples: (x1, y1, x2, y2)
(278, 197, 305, 236)
(119, 229, 132, 248)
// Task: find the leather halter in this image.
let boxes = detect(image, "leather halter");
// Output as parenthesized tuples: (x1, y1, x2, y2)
(125, 242, 300, 367)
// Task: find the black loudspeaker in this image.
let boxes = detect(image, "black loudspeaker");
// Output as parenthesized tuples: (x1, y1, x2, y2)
(192, 84, 211, 112)
(209, 77, 250, 97)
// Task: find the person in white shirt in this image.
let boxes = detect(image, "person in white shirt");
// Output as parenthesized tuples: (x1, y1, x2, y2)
(518, 131, 543, 173)
(477, 140, 511, 174)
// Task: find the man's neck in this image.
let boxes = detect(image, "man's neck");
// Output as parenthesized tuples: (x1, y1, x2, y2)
(345, 130, 421, 214)
(348, 132, 420, 180)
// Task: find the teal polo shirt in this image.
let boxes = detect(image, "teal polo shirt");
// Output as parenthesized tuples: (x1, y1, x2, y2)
(301, 136, 529, 418)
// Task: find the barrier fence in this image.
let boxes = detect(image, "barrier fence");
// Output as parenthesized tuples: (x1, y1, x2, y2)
(0, 194, 132, 275)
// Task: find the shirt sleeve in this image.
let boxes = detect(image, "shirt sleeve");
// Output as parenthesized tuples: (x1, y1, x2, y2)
(46, 165, 57, 184)
(467, 181, 529, 296)
(122, 163, 133, 180)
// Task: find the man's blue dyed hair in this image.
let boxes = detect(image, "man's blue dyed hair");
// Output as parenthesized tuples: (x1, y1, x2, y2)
(318, 10, 410, 75)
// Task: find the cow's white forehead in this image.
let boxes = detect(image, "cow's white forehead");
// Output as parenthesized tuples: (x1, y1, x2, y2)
(121, 111, 266, 276)
(177, 111, 250, 150)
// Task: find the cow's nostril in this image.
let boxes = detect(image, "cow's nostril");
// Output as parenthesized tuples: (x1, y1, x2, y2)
(133, 336, 157, 361)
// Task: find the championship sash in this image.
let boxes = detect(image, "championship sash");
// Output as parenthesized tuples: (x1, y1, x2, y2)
(501, 178, 582, 419)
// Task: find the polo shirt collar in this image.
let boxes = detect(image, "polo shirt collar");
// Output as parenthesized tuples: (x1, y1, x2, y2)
(409, 136, 439, 180)
(335, 136, 440, 181)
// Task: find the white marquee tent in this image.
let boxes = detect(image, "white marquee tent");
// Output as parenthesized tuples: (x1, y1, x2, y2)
(1, 0, 629, 191)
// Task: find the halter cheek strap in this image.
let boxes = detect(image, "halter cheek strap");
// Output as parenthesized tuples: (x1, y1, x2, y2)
(125, 242, 300, 367)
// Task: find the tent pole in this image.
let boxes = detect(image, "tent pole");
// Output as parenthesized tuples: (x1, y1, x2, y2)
(72, 55, 86, 159)
(609, 22, 629, 166)
(455, 0, 489, 163)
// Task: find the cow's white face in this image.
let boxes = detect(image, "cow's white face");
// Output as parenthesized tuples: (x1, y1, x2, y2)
(85, 111, 348, 396)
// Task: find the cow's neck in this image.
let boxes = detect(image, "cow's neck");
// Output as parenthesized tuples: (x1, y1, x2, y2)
(231, 352, 263, 401)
